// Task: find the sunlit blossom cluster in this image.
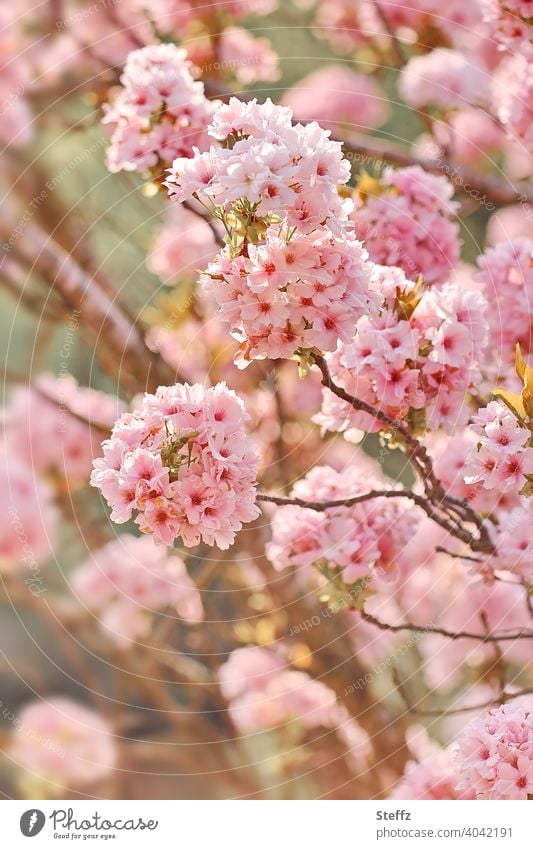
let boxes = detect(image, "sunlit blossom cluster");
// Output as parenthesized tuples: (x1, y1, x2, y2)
(166, 97, 352, 231)
(351, 166, 461, 287)
(315, 265, 487, 438)
(455, 702, 533, 799)
(464, 399, 533, 494)
(200, 227, 375, 365)
(91, 382, 260, 548)
(103, 44, 215, 173)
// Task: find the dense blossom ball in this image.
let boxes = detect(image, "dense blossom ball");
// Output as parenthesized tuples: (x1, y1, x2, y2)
(315, 265, 487, 438)
(4, 374, 125, 485)
(200, 226, 375, 365)
(476, 238, 533, 383)
(103, 44, 215, 173)
(267, 464, 418, 584)
(91, 382, 260, 549)
(351, 166, 461, 287)
(71, 534, 203, 647)
(0, 454, 57, 573)
(455, 702, 533, 799)
(11, 698, 116, 792)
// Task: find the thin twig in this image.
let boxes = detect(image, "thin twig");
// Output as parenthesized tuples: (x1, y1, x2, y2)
(360, 609, 533, 642)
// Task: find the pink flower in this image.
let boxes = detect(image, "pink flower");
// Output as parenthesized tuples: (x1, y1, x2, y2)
(0, 454, 57, 573)
(351, 166, 461, 287)
(267, 464, 418, 585)
(475, 238, 533, 383)
(400, 49, 490, 110)
(219, 647, 369, 751)
(71, 533, 203, 647)
(4, 374, 125, 486)
(465, 400, 532, 494)
(492, 52, 533, 151)
(91, 382, 260, 549)
(201, 227, 374, 365)
(315, 267, 486, 437)
(282, 66, 389, 135)
(165, 97, 352, 232)
(11, 698, 116, 793)
(455, 701, 533, 799)
(103, 44, 216, 173)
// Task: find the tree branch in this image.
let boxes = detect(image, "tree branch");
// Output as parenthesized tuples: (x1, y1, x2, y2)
(360, 609, 533, 642)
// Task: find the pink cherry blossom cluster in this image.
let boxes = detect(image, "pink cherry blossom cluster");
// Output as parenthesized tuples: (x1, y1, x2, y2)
(267, 464, 418, 585)
(147, 203, 219, 284)
(219, 647, 338, 732)
(0, 455, 57, 573)
(492, 54, 533, 150)
(71, 533, 203, 648)
(166, 97, 378, 363)
(399, 48, 490, 111)
(482, 0, 533, 52)
(4, 373, 125, 485)
(429, 431, 513, 515)
(491, 499, 533, 581)
(11, 697, 116, 792)
(351, 166, 461, 287)
(455, 701, 533, 799)
(90, 382, 260, 549)
(166, 97, 352, 232)
(282, 66, 389, 136)
(315, 265, 487, 438)
(200, 227, 375, 365)
(103, 44, 216, 173)
(476, 238, 533, 384)
(392, 727, 472, 800)
(464, 400, 533, 494)
(218, 647, 371, 764)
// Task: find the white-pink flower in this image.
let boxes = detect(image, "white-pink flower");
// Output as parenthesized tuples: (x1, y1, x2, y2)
(103, 43, 216, 173)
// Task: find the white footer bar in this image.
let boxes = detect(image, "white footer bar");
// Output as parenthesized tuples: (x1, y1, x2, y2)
(3, 800, 532, 848)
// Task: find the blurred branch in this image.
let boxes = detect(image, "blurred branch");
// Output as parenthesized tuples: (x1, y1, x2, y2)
(359, 609, 533, 642)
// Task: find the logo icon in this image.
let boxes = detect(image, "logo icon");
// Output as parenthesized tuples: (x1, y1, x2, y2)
(20, 810, 46, 837)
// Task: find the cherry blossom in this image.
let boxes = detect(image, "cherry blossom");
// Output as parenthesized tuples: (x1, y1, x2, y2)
(267, 464, 418, 585)
(455, 702, 533, 799)
(71, 533, 203, 647)
(351, 166, 461, 287)
(103, 44, 215, 173)
(11, 698, 116, 793)
(91, 382, 260, 548)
